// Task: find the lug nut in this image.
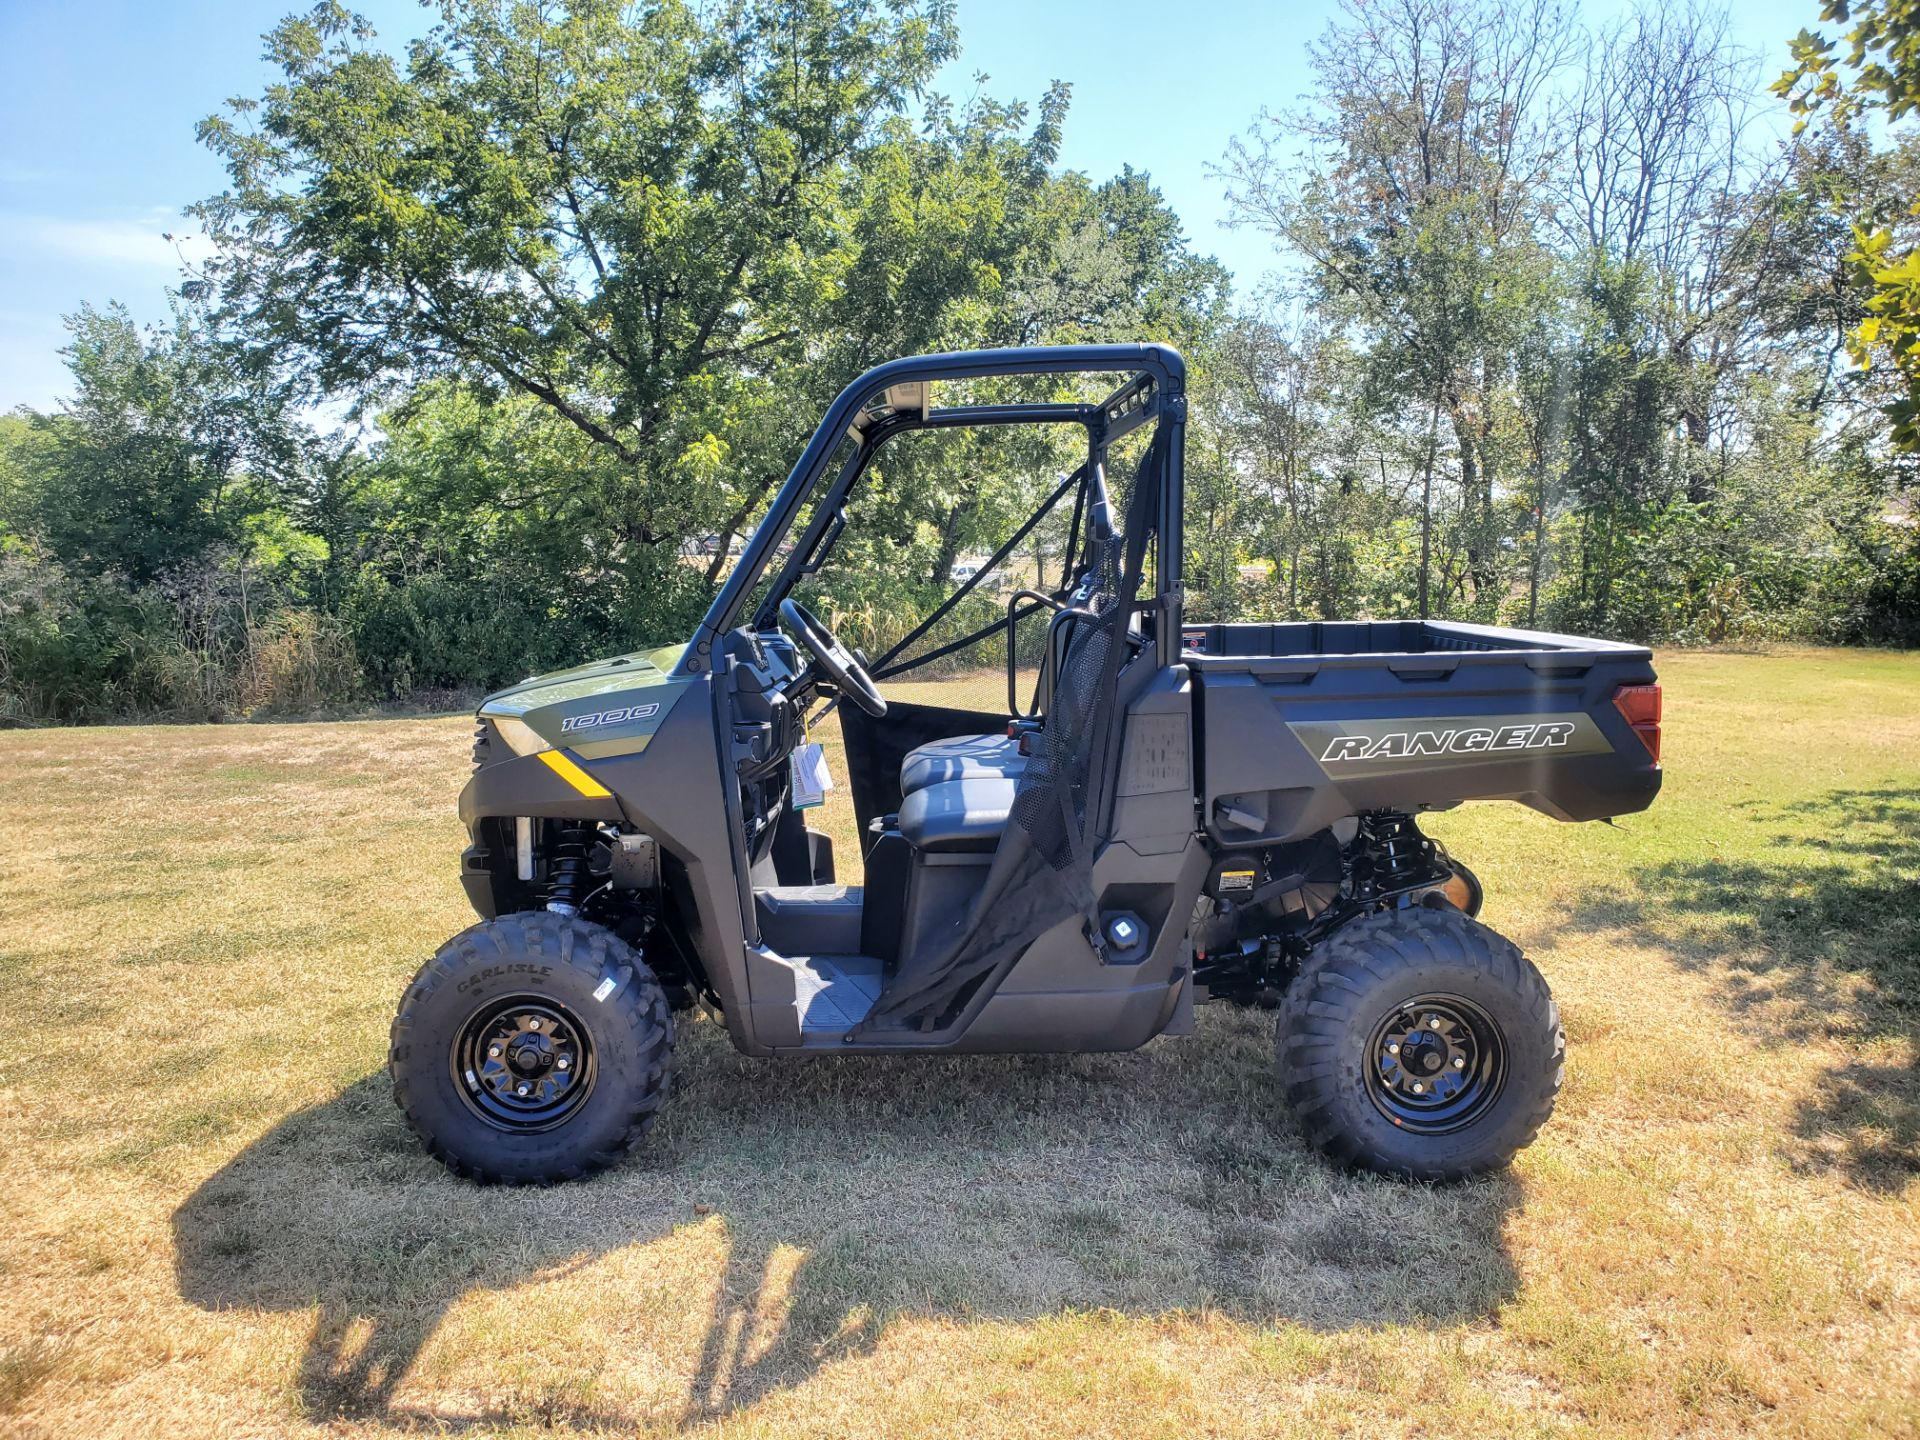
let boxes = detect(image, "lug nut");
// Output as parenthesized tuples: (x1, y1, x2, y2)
(528, 1019, 541, 1031)
(1411, 1082, 1424, 1094)
(556, 1056, 570, 1071)
(516, 1083, 531, 1096)
(1454, 1056, 1465, 1068)
(488, 1045, 501, 1058)
(1426, 1015, 1441, 1028)
(1388, 1042, 1400, 1055)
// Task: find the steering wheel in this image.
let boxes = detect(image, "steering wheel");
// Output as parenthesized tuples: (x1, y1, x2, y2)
(779, 597, 887, 717)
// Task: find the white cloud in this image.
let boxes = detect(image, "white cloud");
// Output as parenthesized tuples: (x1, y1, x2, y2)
(7, 208, 210, 269)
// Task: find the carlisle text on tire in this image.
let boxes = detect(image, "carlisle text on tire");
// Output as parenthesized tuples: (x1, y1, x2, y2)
(389, 912, 672, 1185)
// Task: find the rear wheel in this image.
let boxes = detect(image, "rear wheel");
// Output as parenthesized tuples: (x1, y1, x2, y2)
(391, 912, 673, 1184)
(1277, 907, 1561, 1181)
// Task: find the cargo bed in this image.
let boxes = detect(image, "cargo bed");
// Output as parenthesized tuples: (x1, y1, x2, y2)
(1180, 620, 1661, 845)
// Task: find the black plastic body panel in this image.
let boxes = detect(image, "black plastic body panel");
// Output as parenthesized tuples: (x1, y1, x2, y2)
(860, 824, 910, 962)
(459, 843, 498, 919)
(1185, 620, 1660, 845)
(461, 673, 764, 1053)
(458, 754, 625, 829)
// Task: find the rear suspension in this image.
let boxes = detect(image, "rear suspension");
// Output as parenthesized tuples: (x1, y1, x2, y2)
(1352, 811, 1453, 902)
(1192, 812, 1471, 1004)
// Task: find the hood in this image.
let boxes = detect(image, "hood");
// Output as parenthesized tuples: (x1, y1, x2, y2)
(480, 643, 687, 711)
(477, 642, 693, 760)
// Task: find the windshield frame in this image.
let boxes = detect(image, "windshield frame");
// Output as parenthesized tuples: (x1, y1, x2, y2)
(680, 344, 1185, 678)
(747, 405, 1100, 634)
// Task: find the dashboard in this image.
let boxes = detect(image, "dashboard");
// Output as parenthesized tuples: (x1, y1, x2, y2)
(722, 626, 813, 862)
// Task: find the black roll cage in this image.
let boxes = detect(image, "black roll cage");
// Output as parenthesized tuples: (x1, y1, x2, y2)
(679, 343, 1187, 680)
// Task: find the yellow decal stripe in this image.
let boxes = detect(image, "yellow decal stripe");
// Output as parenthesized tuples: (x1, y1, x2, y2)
(537, 748, 612, 798)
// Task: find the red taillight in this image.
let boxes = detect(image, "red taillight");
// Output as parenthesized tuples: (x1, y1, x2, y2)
(1613, 683, 1661, 764)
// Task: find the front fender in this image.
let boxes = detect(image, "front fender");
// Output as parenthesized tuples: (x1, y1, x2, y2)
(458, 750, 627, 829)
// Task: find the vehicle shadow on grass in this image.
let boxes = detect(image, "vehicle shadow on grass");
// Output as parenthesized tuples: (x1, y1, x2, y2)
(1571, 784, 1919, 1193)
(174, 1008, 1525, 1428)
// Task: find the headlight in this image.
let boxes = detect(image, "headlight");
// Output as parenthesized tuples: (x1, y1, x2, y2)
(489, 714, 551, 757)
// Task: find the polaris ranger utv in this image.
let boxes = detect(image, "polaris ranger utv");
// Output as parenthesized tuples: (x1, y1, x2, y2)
(390, 344, 1662, 1185)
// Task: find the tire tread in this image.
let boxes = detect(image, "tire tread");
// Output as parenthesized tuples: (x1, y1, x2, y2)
(1276, 906, 1562, 1182)
(389, 911, 674, 1185)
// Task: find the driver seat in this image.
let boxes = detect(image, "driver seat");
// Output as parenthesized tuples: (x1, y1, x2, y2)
(895, 573, 1125, 799)
(897, 773, 1020, 852)
(898, 732, 1026, 795)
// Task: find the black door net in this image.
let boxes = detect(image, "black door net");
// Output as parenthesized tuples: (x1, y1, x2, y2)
(857, 426, 1162, 1033)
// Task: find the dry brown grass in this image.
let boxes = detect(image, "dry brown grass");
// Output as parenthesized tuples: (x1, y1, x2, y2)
(1, 651, 1917, 1437)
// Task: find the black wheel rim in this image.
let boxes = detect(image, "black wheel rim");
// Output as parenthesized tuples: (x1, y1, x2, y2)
(452, 995, 597, 1133)
(1363, 993, 1507, 1135)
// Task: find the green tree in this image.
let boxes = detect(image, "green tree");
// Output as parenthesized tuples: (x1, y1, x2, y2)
(195, 0, 1069, 585)
(13, 304, 300, 586)
(0, 302, 342, 721)
(1779, 0, 1920, 445)
(1221, 0, 1571, 615)
(343, 382, 712, 693)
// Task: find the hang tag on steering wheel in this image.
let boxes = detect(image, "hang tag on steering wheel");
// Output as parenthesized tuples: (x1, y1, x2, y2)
(790, 742, 832, 810)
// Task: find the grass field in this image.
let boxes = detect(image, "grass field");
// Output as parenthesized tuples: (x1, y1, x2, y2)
(1, 650, 1916, 1438)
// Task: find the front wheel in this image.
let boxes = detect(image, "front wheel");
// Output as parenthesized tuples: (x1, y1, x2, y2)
(390, 912, 673, 1184)
(1277, 907, 1562, 1181)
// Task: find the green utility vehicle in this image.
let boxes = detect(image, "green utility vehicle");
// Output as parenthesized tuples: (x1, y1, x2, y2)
(390, 344, 1663, 1184)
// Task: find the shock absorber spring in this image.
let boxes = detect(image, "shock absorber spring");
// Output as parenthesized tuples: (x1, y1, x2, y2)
(1369, 812, 1429, 886)
(545, 824, 591, 915)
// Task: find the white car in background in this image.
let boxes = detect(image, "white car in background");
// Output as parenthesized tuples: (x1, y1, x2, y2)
(949, 561, 1007, 589)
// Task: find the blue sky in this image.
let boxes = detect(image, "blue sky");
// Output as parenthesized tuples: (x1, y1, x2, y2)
(0, 0, 1817, 412)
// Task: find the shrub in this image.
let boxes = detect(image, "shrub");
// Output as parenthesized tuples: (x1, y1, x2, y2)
(346, 571, 556, 698)
(235, 610, 361, 714)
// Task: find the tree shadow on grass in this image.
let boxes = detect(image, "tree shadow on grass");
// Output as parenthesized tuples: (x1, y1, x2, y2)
(1571, 785, 1920, 1192)
(174, 1009, 1524, 1428)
